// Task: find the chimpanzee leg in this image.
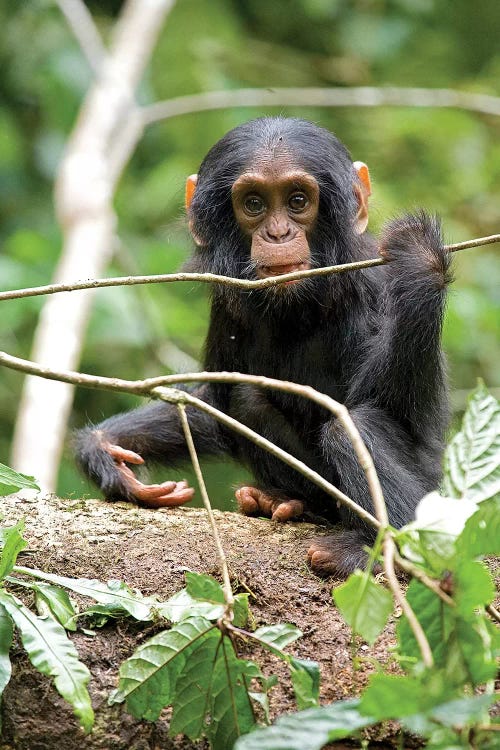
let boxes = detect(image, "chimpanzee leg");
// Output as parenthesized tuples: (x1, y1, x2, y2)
(309, 404, 432, 577)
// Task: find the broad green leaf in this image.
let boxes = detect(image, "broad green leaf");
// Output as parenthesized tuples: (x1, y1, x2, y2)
(252, 623, 303, 655)
(233, 592, 249, 628)
(360, 674, 493, 733)
(0, 604, 13, 698)
(14, 566, 156, 621)
(333, 571, 393, 644)
(0, 521, 27, 579)
(430, 694, 493, 727)
(397, 580, 452, 666)
(456, 496, 500, 558)
(0, 591, 93, 733)
(110, 616, 215, 721)
(234, 699, 374, 750)
(0, 464, 39, 496)
(170, 633, 261, 746)
(447, 617, 497, 686)
(206, 638, 259, 750)
(404, 693, 495, 736)
(454, 560, 495, 615)
(158, 588, 224, 623)
(34, 583, 78, 631)
(360, 673, 429, 720)
(185, 572, 224, 603)
(169, 631, 222, 739)
(398, 580, 495, 687)
(442, 383, 500, 502)
(289, 657, 320, 709)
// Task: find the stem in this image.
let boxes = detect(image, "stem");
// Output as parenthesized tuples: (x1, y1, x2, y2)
(0, 235, 497, 303)
(155, 386, 379, 529)
(383, 536, 434, 669)
(0, 350, 381, 528)
(177, 404, 234, 621)
(486, 603, 500, 623)
(141, 86, 500, 124)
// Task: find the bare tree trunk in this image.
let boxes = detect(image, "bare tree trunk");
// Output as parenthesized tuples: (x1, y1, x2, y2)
(11, 0, 176, 490)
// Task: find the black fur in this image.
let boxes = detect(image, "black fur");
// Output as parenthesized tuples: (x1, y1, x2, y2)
(75, 117, 452, 576)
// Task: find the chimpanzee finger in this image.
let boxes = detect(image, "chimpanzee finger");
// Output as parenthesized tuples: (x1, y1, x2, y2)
(235, 486, 261, 515)
(271, 499, 304, 521)
(107, 443, 145, 465)
(137, 484, 195, 509)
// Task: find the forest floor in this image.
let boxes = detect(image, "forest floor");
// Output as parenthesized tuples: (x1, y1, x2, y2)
(0, 493, 416, 750)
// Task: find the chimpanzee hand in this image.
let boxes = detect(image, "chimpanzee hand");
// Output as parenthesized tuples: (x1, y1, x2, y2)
(235, 486, 304, 521)
(105, 443, 195, 509)
(379, 212, 450, 285)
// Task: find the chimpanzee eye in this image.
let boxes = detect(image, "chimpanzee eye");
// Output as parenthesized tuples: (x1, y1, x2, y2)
(243, 195, 265, 215)
(288, 192, 308, 211)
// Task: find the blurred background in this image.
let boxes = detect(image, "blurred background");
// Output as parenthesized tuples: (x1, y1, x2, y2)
(1, 0, 499, 504)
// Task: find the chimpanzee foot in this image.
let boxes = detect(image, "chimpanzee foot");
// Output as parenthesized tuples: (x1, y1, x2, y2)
(307, 529, 375, 578)
(235, 486, 304, 521)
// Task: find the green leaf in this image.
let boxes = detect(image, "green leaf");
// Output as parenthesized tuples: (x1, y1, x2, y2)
(110, 616, 215, 721)
(233, 592, 249, 628)
(333, 571, 393, 644)
(206, 639, 260, 750)
(398, 580, 496, 687)
(0, 521, 27, 579)
(34, 583, 78, 631)
(234, 699, 374, 750)
(168, 631, 221, 739)
(0, 604, 13, 699)
(454, 560, 494, 615)
(0, 590, 93, 733)
(449, 617, 497, 686)
(360, 673, 493, 733)
(158, 588, 224, 623)
(170, 632, 261, 747)
(456, 496, 500, 558)
(185, 571, 225, 603)
(442, 382, 500, 502)
(14, 566, 156, 621)
(360, 673, 428, 720)
(430, 694, 493, 727)
(252, 623, 303, 655)
(289, 657, 320, 709)
(397, 580, 452, 666)
(0, 464, 39, 496)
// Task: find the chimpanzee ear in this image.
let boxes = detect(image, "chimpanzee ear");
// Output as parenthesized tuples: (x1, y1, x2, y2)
(353, 161, 371, 235)
(185, 174, 198, 210)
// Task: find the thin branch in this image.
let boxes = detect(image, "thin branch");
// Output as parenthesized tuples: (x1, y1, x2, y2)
(0, 234, 497, 303)
(56, 0, 107, 73)
(486, 603, 500, 623)
(141, 86, 500, 126)
(383, 537, 434, 668)
(0, 350, 379, 528)
(177, 404, 234, 621)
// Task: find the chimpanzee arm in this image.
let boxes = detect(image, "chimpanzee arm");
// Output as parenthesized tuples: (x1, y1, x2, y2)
(75, 384, 229, 506)
(348, 212, 452, 431)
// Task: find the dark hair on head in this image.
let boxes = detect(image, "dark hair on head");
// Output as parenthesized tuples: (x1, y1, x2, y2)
(189, 117, 360, 269)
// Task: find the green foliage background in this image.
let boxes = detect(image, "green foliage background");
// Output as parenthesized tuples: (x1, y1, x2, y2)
(0, 0, 499, 500)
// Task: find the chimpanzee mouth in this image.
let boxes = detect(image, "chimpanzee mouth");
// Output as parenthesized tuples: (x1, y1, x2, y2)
(256, 261, 311, 280)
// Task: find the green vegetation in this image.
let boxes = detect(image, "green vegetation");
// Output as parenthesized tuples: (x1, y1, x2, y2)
(1, 385, 498, 747)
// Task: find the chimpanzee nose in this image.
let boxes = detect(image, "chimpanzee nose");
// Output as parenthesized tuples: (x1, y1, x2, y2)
(264, 222, 294, 243)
